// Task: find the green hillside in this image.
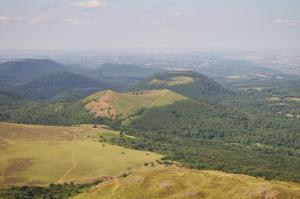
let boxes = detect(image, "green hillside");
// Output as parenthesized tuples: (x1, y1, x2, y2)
(0, 59, 66, 88)
(86, 63, 163, 89)
(83, 89, 187, 122)
(96, 63, 161, 79)
(13, 72, 113, 100)
(1, 87, 299, 183)
(1, 86, 299, 182)
(135, 71, 231, 100)
(74, 166, 300, 199)
(81, 89, 300, 182)
(0, 92, 19, 104)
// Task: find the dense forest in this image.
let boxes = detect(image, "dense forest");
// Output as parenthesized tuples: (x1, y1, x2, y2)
(103, 99, 300, 182)
(0, 181, 102, 199)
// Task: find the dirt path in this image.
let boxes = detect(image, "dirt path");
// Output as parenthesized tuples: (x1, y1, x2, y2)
(57, 149, 77, 184)
(57, 134, 78, 184)
(148, 92, 167, 107)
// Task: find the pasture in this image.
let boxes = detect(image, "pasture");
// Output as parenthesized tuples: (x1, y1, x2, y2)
(0, 122, 161, 187)
(74, 166, 300, 199)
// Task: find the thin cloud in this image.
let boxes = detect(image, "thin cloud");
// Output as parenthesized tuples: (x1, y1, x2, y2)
(0, 16, 24, 25)
(172, 12, 184, 17)
(30, 14, 49, 24)
(0, 16, 9, 24)
(75, 0, 106, 9)
(273, 18, 298, 26)
(160, 26, 172, 32)
(151, 20, 167, 26)
(65, 18, 92, 26)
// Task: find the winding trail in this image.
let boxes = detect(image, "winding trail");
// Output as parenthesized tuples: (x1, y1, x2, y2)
(57, 150, 77, 183)
(57, 135, 78, 183)
(148, 91, 167, 108)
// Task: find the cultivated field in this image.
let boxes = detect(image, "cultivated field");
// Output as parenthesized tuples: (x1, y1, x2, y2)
(74, 166, 300, 199)
(0, 122, 162, 187)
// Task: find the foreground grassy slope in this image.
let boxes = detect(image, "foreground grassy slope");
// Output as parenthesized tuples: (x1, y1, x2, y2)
(74, 166, 300, 199)
(0, 122, 161, 187)
(83, 89, 187, 120)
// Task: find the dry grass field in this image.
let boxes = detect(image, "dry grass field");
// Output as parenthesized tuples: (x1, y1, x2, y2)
(0, 122, 162, 187)
(74, 166, 300, 199)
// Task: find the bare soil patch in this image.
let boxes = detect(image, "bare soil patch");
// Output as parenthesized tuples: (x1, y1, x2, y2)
(85, 91, 116, 118)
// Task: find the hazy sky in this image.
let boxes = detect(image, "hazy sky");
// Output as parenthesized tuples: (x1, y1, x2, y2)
(0, 0, 300, 50)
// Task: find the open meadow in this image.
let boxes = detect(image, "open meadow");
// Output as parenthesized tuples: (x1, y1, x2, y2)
(0, 122, 162, 187)
(74, 166, 300, 199)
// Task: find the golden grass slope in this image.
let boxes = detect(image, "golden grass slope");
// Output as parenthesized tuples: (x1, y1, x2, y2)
(0, 122, 162, 187)
(83, 89, 187, 119)
(73, 166, 300, 199)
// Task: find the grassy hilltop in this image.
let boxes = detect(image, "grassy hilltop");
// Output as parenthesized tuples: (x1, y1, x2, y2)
(83, 89, 187, 122)
(134, 71, 231, 101)
(74, 166, 300, 199)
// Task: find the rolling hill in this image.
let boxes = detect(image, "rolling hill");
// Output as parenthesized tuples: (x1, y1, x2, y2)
(0, 59, 67, 88)
(0, 67, 299, 186)
(0, 91, 18, 103)
(96, 63, 161, 79)
(12, 72, 114, 100)
(80, 88, 300, 182)
(88, 63, 163, 88)
(134, 71, 231, 100)
(0, 122, 161, 187)
(74, 166, 300, 199)
(83, 89, 187, 121)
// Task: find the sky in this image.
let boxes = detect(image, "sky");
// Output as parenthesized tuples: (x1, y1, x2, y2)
(0, 0, 300, 51)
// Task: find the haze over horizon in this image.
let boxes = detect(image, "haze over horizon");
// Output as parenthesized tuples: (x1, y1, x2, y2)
(1, 0, 300, 51)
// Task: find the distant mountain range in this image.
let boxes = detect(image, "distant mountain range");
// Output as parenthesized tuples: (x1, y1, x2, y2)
(95, 63, 162, 79)
(0, 60, 162, 100)
(0, 59, 67, 88)
(0, 58, 295, 102)
(12, 72, 114, 100)
(0, 91, 20, 104)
